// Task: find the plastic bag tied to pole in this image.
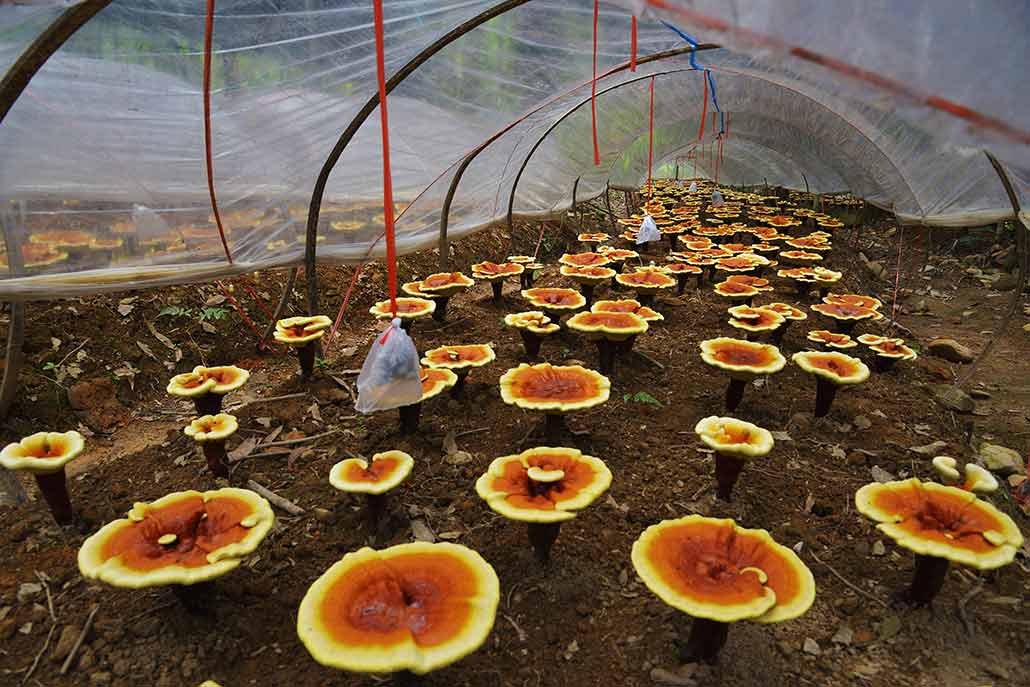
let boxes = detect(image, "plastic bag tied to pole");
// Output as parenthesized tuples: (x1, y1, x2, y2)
(688, 180, 698, 193)
(711, 190, 725, 207)
(355, 318, 422, 413)
(636, 215, 660, 244)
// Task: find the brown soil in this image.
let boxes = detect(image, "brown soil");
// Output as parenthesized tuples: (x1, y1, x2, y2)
(1, 207, 1028, 687)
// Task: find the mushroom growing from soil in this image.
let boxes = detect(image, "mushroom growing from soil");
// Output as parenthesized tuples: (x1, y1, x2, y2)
(296, 542, 499, 679)
(475, 446, 612, 563)
(810, 302, 881, 334)
(521, 287, 587, 323)
(560, 264, 617, 305)
(823, 293, 883, 311)
(503, 311, 560, 358)
(421, 344, 496, 397)
(866, 338, 917, 371)
(727, 305, 785, 341)
(854, 478, 1023, 606)
(664, 262, 704, 293)
(498, 363, 610, 442)
(591, 298, 664, 323)
(78, 487, 273, 607)
(369, 297, 436, 332)
(167, 365, 251, 415)
(758, 302, 807, 344)
(931, 456, 998, 494)
(399, 367, 458, 434)
(184, 414, 239, 479)
(329, 450, 414, 536)
(471, 261, 525, 301)
(566, 310, 648, 374)
(417, 272, 475, 321)
(632, 515, 815, 664)
(559, 251, 611, 269)
(695, 417, 774, 500)
(699, 337, 786, 411)
(791, 351, 869, 417)
(274, 315, 333, 380)
(615, 269, 676, 307)
(713, 279, 761, 306)
(806, 329, 858, 350)
(1, 430, 85, 524)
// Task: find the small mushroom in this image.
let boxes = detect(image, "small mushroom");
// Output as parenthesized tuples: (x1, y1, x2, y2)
(1, 430, 85, 524)
(475, 446, 611, 563)
(421, 344, 496, 396)
(184, 413, 239, 478)
(417, 272, 475, 321)
(520, 287, 586, 323)
(499, 363, 610, 442)
(559, 251, 611, 268)
(399, 367, 458, 434)
(932, 456, 998, 493)
(810, 302, 881, 334)
(577, 232, 611, 249)
(471, 261, 525, 301)
(699, 337, 786, 411)
(297, 542, 499, 677)
(695, 417, 774, 500)
(791, 351, 869, 417)
(329, 450, 414, 536)
(713, 279, 760, 306)
(167, 365, 251, 415)
(855, 478, 1023, 605)
(615, 269, 676, 307)
(727, 305, 785, 341)
(369, 297, 436, 332)
(632, 515, 815, 664)
(503, 311, 560, 358)
(560, 264, 617, 305)
(867, 338, 917, 372)
(566, 310, 648, 374)
(400, 280, 442, 299)
(664, 262, 704, 293)
(806, 329, 858, 350)
(759, 302, 807, 344)
(274, 315, 333, 380)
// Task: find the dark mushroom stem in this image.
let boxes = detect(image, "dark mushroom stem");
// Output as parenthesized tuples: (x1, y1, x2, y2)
(770, 321, 792, 345)
(873, 355, 898, 372)
(674, 274, 689, 295)
(398, 402, 422, 434)
(794, 281, 813, 298)
(714, 454, 745, 501)
(399, 319, 413, 332)
(579, 283, 596, 307)
(544, 413, 568, 443)
(297, 341, 317, 380)
(680, 617, 729, 665)
(813, 378, 839, 417)
(193, 394, 222, 416)
(366, 493, 388, 536)
(490, 281, 504, 301)
(903, 554, 949, 606)
(594, 339, 617, 375)
(637, 292, 657, 308)
(520, 270, 535, 289)
(450, 369, 470, 397)
(394, 670, 423, 687)
(518, 330, 543, 358)
(725, 378, 748, 412)
(34, 469, 74, 525)
(201, 440, 230, 478)
(818, 286, 831, 299)
(615, 334, 638, 357)
(171, 581, 216, 615)
(431, 297, 450, 322)
(832, 319, 858, 335)
(527, 522, 561, 564)
(695, 272, 705, 289)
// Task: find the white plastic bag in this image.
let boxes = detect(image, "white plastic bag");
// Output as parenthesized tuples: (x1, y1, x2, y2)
(688, 181, 698, 193)
(636, 214, 661, 245)
(711, 190, 725, 207)
(355, 318, 423, 414)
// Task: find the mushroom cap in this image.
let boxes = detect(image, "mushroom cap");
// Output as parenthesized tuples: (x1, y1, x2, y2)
(780, 250, 823, 263)
(811, 302, 881, 322)
(857, 334, 889, 346)
(506, 255, 535, 264)
(167, 371, 218, 398)
(195, 365, 251, 395)
(559, 252, 610, 268)
(471, 261, 525, 280)
(577, 232, 610, 242)
(560, 264, 617, 283)
(421, 344, 496, 370)
(329, 450, 415, 495)
(521, 287, 586, 311)
(29, 229, 93, 247)
(962, 463, 999, 494)
(596, 247, 638, 261)
(566, 311, 648, 341)
(726, 274, 774, 291)
(498, 363, 610, 412)
(631, 515, 816, 624)
(591, 299, 664, 322)
(370, 297, 436, 320)
(419, 367, 459, 402)
(728, 307, 785, 333)
(785, 238, 832, 251)
(869, 339, 917, 360)
(475, 446, 612, 523)
(694, 417, 774, 457)
(296, 542, 499, 675)
(664, 262, 703, 274)
(615, 270, 676, 291)
(503, 311, 560, 336)
(715, 256, 762, 272)
(760, 302, 807, 320)
(184, 414, 239, 442)
(855, 479, 1023, 569)
(78, 488, 274, 588)
(401, 281, 441, 299)
(791, 351, 870, 385)
(275, 315, 334, 344)
(1, 430, 85, 474)
(806, 330, 858, 349)
(419, 272, 475, 295)
(1, 245, 68, 269)
(931, 455, 961, 482)
(700, 337, 787, 377)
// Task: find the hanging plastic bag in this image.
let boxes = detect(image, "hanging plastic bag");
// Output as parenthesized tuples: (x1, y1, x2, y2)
(355, 318, 423, 413)
(688, 181, 698, 193)
(636, 214, 660, 245)
(711, 190, 725, 207)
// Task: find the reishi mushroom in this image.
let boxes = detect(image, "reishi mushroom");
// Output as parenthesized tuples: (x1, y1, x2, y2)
(664, 262, 704, 293)
(1, 430, 85, 524)
(867, 338, 917, 371)
(699, 338, 786, 411)
(296, 542, 499, 678)
(475, 446, 612, 563)
(329, 450, 414, 536)
(791, 351, 869, 417)
(566, 310, 648, 374)
(167, 364, 251, 415)
(503, 311, 560, 358)
(695, 417, 774, 500)
(855, 478, 1023, 605)
(759, 303, 807, 344)
(399, 367, 458, 434)
(810, 302, 881, 334)
(520, 287, 586, 322)
(184, 413, 239, 478)
(727, 305, 785, 341)
(471, 261, 525, 301)
(632, 515, 815, 664)
(615, 269, 676, 307)
(713, 279, 760, 306)
(274, 315, 333, 380)
(369, 297, 436, 332)
(498, 363, 610, 442)
(931, 456, 998, 493)
(806, 329, 858, 350)
(560, 264, 616, 305)
(417, 272, 475, 321)
(420, 344, 496, 397)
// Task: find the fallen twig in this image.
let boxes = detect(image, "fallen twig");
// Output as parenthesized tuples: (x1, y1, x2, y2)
(21, 624, 55, 685)
(502, 613, 527, 642)
(260, 428, 342, 449)
(124, 600, 176, 625)
(247, 480, 305, 515)
(455, 427, 489, 439)
(631, 349, 665, 369)
(60, 604, 99, 675)
(956, 580, 983, 637)
(34, 571, 55, 623)
(808, 548, 889, 609)
(226, 392, 308, 411)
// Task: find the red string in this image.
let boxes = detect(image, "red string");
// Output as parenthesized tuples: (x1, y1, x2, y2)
(372, 0, 398, 316)
(218, 281, 274, 350)
(323, 262, 365, 352)
(590, 0, 600, 165)
(698, 71, 708, 141)
(890, 226, 905, 323)
(630, 16, 637, 72)
(532, 219, 548, 261)
(646, 76, 655, 203)
(240, 278, 274, 321)
(202, 0, 233, 265)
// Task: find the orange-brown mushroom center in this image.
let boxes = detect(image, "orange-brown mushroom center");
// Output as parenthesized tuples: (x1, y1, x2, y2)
(426, 346, 490, 365)
(594, 301, 639, 314)
(509, 367, 602, 403)
(711, 343, 774, 367)
(419, 367, 453, 393)
(475, 261, 519, 276)
(489, 453, 596, 510)
(528, 289, 580, 306)
(716, 282, 756, 295)
(868, 484, 1006, 553)
(574, 312, 638, 329)
(622, 271, 672, 286)
(734, 311, 780, 328)
(342, 456, 403, 484)
(422, 273, 465, 288)
(564, 253, 607, 266)
(806, 354, 860, 376)
(24, 437, 74, 459)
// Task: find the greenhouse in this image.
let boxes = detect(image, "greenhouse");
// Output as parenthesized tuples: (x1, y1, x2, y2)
(0, 1, 1028, 686)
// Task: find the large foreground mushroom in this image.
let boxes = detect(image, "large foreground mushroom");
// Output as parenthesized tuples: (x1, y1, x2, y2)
(632, 516, 815, 664)
(694, 417, 774, 500)
(699, 338, 786, 411)
(791, 351, 869, 417)
(329, 450, 414, 536)
(566, 311, 648, 374)
(475, 446, 612, 563)
(499, 363, 610, 442)
(855, 478, 1023, 606)
(1, 430, 85, 524)
(297, 542, 499, 678)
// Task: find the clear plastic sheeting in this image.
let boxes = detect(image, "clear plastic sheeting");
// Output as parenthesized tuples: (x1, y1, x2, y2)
(1, 0, 1027, 299)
